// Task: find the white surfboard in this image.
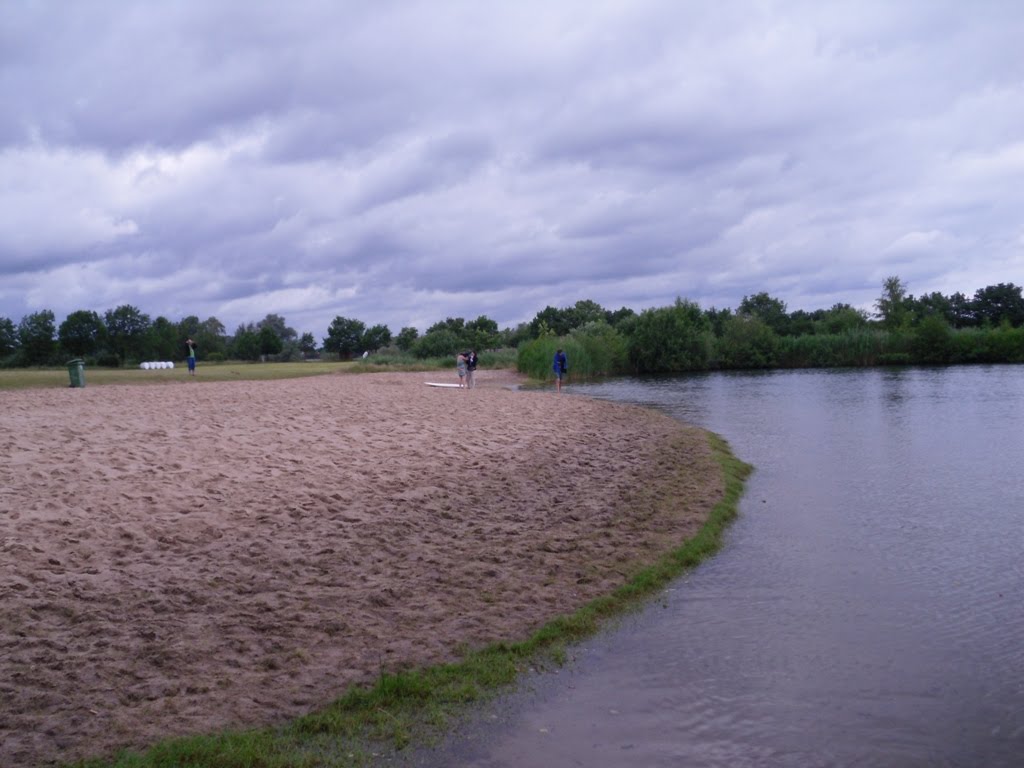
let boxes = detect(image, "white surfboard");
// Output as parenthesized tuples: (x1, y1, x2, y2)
(425, 382, 462, 388)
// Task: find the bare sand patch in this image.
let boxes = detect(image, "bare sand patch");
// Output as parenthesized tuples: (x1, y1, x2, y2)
(0, 370, 722, 766)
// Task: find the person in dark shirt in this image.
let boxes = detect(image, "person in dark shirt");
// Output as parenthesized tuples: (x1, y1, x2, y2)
(553, 348, 567, 393)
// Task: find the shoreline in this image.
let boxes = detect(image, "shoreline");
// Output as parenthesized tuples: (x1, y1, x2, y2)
(1, 370, 734, 766)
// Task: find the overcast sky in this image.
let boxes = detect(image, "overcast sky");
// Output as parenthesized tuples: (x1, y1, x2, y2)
(2, 1, 1022, 338)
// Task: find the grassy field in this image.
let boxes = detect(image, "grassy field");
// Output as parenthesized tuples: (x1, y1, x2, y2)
(0, 361, 410, 390)
(1, 350, 520, 391)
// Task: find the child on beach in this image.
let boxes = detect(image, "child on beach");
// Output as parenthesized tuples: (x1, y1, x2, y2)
(456, 352, 467, 387)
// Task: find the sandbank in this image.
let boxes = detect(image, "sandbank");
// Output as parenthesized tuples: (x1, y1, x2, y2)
(0, 370, 722, 765)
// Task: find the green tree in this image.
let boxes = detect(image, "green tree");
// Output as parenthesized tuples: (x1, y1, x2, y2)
(195, 317, 228, 358)
(949, 292, 974, 328)
(500, 322, 533, 348)
(605, 306, 637, 328)
(529, 306, 571, 337)
(0, 316, 17, 357)
(362, 323, 392, 352)
(145, 316, 179, 360)
(299, 332, 318, 358)
(875, 276, 909, 330)
(412, 329, 460, 358)
(704, 307, 733, 337)
(257, 313, 297, 343)
(971, 283, 1024, 328)
(910, 291, 954, 326)
(714, 315, 780, 368)
(324, 316, 366, 358)
(628, 298, 712, 373)
(258, 326, 284, 358)
(395, 326, 419, 352)
(465, 315, 499, 350)
(18, 310, 57, 365)
(104, 304, 151, 363)
(58, 310, 106, 358)
(738, 292, 790, 336)
(912, 315, 953, 364)
(231, 326, 261, 361)
(566, 299, 607, 329)
(819, 303, 869, 334)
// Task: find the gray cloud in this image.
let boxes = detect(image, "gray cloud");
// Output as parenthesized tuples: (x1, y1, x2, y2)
(2, 0, 1022, 338)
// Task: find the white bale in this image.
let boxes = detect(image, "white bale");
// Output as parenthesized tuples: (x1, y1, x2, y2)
(167, 361, 175, 369)
(139, 362, 148, 370)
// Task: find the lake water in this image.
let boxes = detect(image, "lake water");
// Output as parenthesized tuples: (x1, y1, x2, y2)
(403, 365, 1024, 768)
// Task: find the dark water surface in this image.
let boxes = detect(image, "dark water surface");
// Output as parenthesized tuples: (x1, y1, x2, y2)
(404, 366, 1024, 767)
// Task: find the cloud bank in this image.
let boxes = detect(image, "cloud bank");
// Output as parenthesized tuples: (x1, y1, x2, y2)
(2, 0, 1022, 337)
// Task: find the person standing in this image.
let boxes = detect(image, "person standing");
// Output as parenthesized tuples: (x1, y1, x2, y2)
(553, 348, 567, 393)
(456, 352, 467, 388)
(465, 350, 478, 389)
(185, 338, 197, 376)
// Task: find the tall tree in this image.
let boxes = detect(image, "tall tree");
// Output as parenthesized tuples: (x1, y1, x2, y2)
(819, 303, 869, 334)
(972, 283, 1024, 327)
(529, 306, 572, 337)
(18, 310, 57, 364)
(58, 310, 105, 358)
(875, 276, 909, 330)
(738, 292, 789, 336)
(258, 326, 283, 357)
(298, 332, 318, 358)
(0, 316, 17, 357)
(395, 326, 419, 352)
(104, 304, 151, 363)
(948, 292, 975, 328)
(465, 315, 499, 350)
(196, 316, 228, 358)
(324, 316, 366, 358)
(257, 313, 297, 343)
(362, 323, 392, 352)
(567, 299, 607, 329)
(145, 317, 179, 360)
(231, 325, 261, 360)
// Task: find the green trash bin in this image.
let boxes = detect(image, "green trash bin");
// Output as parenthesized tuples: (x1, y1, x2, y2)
(67, 359, 86, 388)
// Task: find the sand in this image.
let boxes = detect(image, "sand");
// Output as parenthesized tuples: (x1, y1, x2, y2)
(0, 370, 723, 766)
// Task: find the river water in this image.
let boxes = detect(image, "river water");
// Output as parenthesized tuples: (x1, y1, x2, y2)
(404, 365, 1024, 768)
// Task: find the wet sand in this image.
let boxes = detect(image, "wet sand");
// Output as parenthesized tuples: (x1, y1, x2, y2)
(0, 370, 723, 766)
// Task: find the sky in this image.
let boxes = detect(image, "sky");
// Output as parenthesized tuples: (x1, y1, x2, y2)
(2, 1, 1022, 339)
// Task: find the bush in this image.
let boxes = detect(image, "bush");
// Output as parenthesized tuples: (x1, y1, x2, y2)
(713, 315, 780, 369)
(628, 299, 712, 373)
(912, 316, 953, 364)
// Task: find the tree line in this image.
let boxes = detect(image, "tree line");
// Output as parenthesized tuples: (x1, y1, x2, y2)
(2, 278, 1021, 370)
(517, 278, 1024, 377)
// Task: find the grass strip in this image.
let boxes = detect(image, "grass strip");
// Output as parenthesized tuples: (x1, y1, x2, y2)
(69, 432, 752, 768)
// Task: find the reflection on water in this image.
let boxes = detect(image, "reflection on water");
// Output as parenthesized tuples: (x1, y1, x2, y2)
(402, 366, 1024, 768)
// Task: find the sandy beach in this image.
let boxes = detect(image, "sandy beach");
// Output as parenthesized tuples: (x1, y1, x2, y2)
(0, 370, 723, 766)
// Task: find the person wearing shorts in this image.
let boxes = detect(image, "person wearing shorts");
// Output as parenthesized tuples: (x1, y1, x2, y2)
(185, 338, 197, 375)
(456, 352, 467, 387)
(553, 348, 567, 393)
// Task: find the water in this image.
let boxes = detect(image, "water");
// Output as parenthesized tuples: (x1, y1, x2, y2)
(403, 366, 1024, 767)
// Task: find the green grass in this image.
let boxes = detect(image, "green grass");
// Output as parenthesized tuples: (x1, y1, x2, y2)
(67, 433, 752, 768)
(1, 351, 521, 391)
(0, 361, 360, 390)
